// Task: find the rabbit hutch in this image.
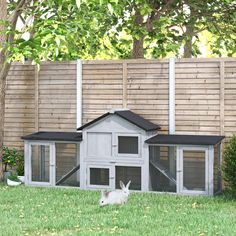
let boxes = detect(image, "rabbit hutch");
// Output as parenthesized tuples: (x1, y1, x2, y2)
(22, 109, 224, 196)
(22, 132, 82, 187)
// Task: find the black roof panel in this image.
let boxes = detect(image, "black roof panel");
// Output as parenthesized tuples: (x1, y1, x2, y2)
(77, 113, 110, 131)
(77, 110, 160, 131)
(22, 131, 82, 142)
(115, 110, 160, 131)
(146, 134, 224, 146)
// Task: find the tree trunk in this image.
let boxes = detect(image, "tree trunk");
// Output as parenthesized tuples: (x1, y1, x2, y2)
(0, 0, 7, 179)
(0, 63, 10, 149)
(132, 36, 145, 59)
(183, 23, 194, 58)
(0, 0, 28, 179)
(0, 0, 7, 46)
(132, 7, 145, 59)
(183, 3, 195, 58)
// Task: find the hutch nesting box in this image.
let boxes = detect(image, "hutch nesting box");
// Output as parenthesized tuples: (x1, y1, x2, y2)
(22, 109, 224, 196)
(77, 109, 160, 191)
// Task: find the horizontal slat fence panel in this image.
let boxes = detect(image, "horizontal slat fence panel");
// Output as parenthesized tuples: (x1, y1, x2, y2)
(38, 63, 77, 132)
(4, 64, 35, 148)
(82, 61, 123, 124)
(127, 61, 169, 132)
(4, 62, 77, 149)
(175, 60, 221, 136)
(224, 60, 236, 138)
(3, 58, 236, 150)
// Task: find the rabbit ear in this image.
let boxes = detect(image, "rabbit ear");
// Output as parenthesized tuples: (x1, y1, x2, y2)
(126, 180, 131, 189)
(104, 191, 109, 197)
(120, 180, 125, 189)
(101, 190, 109, 198)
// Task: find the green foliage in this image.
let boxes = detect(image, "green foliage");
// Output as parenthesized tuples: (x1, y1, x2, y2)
(223, 135, 236, 195)
(6, 0, 115, 62)
(2, 0, 236, 63)
(16, 152, 24, 176)
(0, 146, 23, 173)
(7, 174, 21, 182)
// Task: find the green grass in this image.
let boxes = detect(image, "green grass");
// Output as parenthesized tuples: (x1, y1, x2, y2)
(1, 185, 236, 236)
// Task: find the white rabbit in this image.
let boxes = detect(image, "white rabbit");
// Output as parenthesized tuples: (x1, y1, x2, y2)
(99, 180, 131, 207)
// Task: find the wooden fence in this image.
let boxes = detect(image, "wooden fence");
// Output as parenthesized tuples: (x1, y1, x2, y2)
(4, 61, 77, 148)
(4, 58, 236, 149)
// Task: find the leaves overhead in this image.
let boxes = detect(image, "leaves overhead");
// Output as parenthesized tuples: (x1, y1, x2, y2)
(1, 0, 236, 62)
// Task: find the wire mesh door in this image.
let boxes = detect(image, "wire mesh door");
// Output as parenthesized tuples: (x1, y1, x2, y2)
(178, 146, 208, 195)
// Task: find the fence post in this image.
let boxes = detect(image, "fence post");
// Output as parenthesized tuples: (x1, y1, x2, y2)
(35, 65, 39, 132)
(169, 57, 175, 134)
(220, 60, 225, 136)
(77, 59, 82, 128)
(168, 57, 176, 185)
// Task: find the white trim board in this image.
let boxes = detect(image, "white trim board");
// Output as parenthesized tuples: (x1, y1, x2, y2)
(77, 59, 82, 128)
(169, 57, 175, 134)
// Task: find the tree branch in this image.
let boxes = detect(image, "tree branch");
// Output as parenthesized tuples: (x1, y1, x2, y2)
(1, 0, 33, 85)
(7, 0, 29, 25)
(20, 0, 45, 33)
(2, 0, 32, 59)
(146, 0, 178, 33)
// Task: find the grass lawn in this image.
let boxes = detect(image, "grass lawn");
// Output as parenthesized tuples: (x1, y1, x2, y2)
(1, 185, 236, 236)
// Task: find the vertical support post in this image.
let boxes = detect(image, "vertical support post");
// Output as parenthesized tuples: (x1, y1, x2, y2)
(80, 132, 85, 189)
(122, 62, 128, 108)
(77, 60, 83, 187)
(176, 146, 182, 194)
(169, 57, 175, 134)
(218, 143, 222, 193)
(24, 141, 29, 185)
(142, 142, 149, 191)
(77, 60, 82, 128)
(220, 61, 225, 136)
(50, 143, 56, 186)
(148, 146, 152, 191)
(28, 142, 32, 184)
(76, 143, 80, 184)
(208, 146, 214, 196)
(168, 58, 176, 186)
(219, 61, 224, 193)
(35, 66, 39, 132)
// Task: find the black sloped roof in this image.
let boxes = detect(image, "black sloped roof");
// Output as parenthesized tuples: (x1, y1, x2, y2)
(146, 134, 225, 145)
(77, 110, 161, 131)
(22, 131, 82, 142)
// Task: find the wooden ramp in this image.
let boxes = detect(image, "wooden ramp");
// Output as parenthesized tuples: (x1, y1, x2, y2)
(56, 164, 80, 185)
(150, 159, 176, 185)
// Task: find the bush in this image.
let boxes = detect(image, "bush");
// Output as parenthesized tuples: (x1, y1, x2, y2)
(223, 135, 236, 194)
(1, 146, 23, 173)
(16, 153, 24, 176)
(7, 175, 21, 182)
